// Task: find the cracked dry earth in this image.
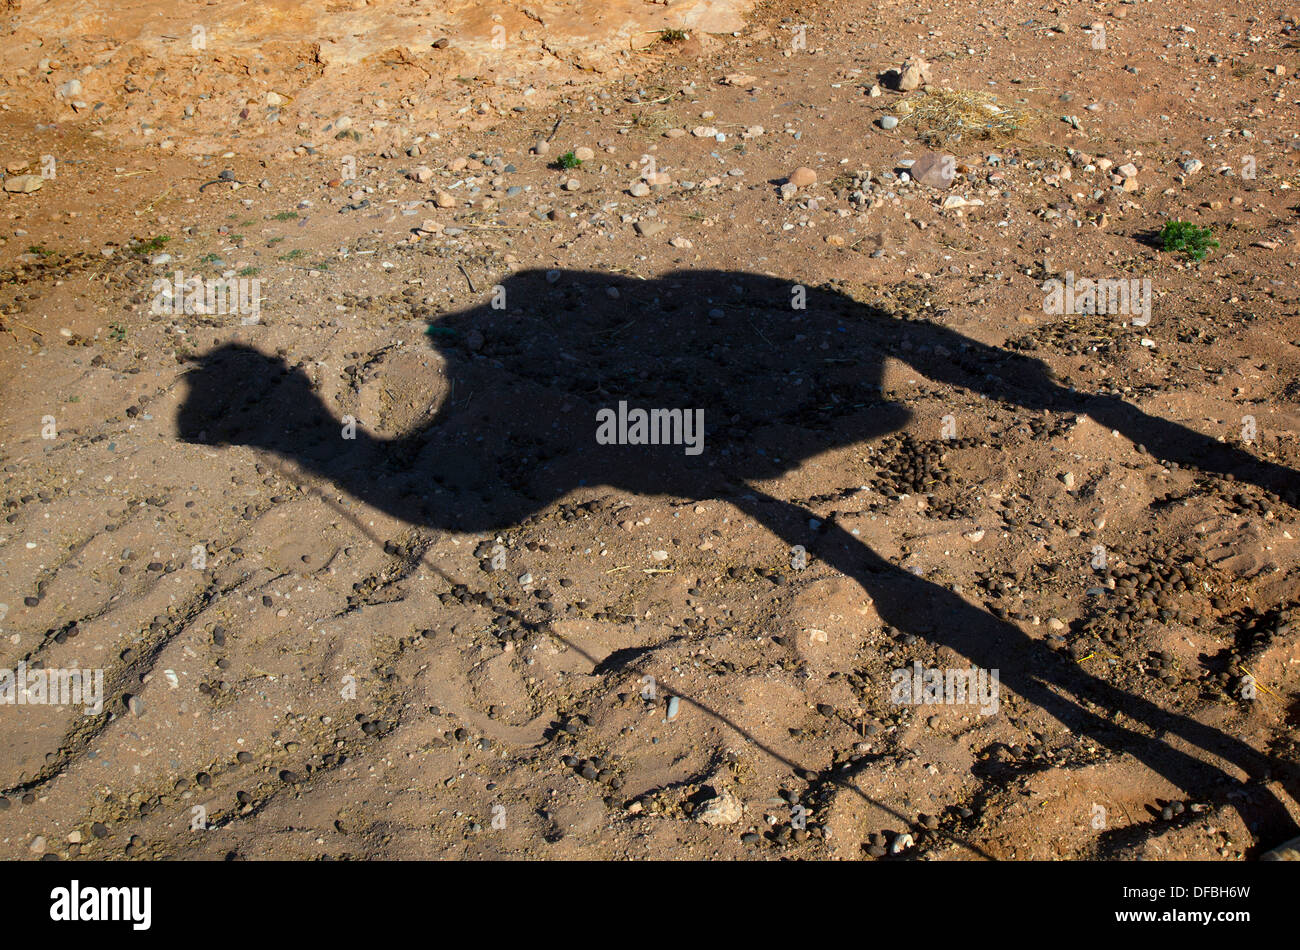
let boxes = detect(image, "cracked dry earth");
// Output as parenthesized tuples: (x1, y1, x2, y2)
(1, 0, 1299, 860)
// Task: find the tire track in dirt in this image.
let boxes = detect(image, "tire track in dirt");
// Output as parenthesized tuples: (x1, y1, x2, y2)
(0, 574, 244, 798)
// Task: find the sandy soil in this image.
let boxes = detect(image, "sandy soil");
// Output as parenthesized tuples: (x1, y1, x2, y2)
(0, 0, 1298, 861)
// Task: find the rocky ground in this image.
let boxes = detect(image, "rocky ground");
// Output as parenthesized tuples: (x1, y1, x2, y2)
(1, 0, 1298, 861)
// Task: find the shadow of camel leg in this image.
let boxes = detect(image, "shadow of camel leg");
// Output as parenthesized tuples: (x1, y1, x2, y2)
(730, 489, 1299, 845)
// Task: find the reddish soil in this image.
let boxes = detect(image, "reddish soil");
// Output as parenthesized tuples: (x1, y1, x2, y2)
(0, 0, 1297, 860)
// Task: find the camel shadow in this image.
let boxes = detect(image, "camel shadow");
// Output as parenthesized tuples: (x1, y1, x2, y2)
(177, 268, 1298, 848)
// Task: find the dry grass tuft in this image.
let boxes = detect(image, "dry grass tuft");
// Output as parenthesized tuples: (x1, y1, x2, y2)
(903, 88, 1037, 146)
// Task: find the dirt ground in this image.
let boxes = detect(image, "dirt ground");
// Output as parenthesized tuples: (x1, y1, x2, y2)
(1, 0, 1298, 861)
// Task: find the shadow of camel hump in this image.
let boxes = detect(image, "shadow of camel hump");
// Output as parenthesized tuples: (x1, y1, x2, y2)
(177, 267, 1298, 843)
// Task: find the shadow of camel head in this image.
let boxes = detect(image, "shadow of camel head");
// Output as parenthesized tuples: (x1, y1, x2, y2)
(178, 343, 332, 451)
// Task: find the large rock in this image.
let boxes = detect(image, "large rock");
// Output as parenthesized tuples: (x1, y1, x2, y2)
(898, 57, 932, 91)
(694, 790, 744, 826)
(3, 174, 43, 193)
(788, 166, 817, 188)
(911, 152, 956, 189)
